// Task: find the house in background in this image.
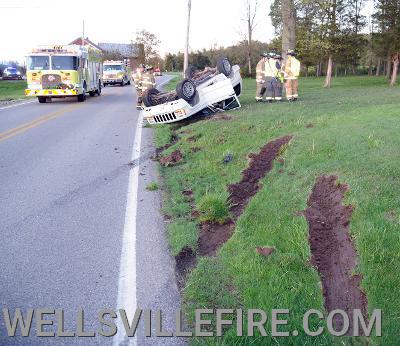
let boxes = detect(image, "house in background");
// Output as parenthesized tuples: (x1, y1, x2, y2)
(69, 37, 102, 51)
(98, 42, 140, 70)
(69, 37, 140, 70)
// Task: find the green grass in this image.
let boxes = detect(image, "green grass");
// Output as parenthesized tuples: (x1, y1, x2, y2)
(154, 76, 400, 344)
(197, 193, 231, 224)
(146, 182, 159, 191)
(0, 80, 27, 101)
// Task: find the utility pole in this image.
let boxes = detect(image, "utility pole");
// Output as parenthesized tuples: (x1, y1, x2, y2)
(82, 20, 85, 45)
(183, 0, 192, 77)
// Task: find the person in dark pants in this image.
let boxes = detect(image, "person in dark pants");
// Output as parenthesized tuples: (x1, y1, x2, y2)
(265, 52, 283, 102)
(273, 54, 284, 102)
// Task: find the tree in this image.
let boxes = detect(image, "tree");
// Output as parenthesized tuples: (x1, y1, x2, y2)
(390, 53, 399, 86)
(135, 30, 161, 64)
(281, 0, 296, 60)
(184, 0, 192, 76)
(373, 0, 400, 86)
(242, 0, 258, 76)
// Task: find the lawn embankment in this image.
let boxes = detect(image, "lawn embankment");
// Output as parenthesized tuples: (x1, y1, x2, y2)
(154, 76, 400, 344)
(0, 80, 27, 101)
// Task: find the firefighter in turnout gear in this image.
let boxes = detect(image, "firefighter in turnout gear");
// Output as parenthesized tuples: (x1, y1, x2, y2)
(284, 49, 301, 101)
(255, 53, 268, 102)
(273, 53, 284, 101)
(134, 64, 156, 108)
(264, 52, 282, 102)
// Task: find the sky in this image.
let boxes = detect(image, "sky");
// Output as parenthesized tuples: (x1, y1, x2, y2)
(0, 0, 374, 64)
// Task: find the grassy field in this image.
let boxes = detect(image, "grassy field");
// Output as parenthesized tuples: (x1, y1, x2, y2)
(154, 76, 399, 344)
(0, 80, 27, 101)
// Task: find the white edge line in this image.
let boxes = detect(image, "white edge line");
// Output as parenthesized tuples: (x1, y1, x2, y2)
(0, 100, 35, 111)
(113, 79, 171, 346)
(113, 110, 143, 346)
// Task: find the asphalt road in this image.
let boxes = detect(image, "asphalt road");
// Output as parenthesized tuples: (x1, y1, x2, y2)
(0, 77, 185, 345)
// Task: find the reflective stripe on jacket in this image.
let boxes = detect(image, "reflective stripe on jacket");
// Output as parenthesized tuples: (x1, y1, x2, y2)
(134, 71, 155, 91)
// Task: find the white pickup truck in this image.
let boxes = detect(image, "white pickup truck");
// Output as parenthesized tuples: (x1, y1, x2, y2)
(141, 57, 242, 125)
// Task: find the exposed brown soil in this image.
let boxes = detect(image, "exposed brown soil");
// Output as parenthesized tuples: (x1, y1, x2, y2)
(256, 246, 275, 257)
(304, 175, 368, 335)
(187, 134, 201, 142)
(208, 113, 233, 121)
(228, 135, 293, 218)
(159, 150, 183, 167)
(175, 135, 293, 287)
(305, 123, 314, 128)
(175, 246, 197, 290)
(155, 133, 179, 156)
(198, 220, 235, 256)
(198, 135, 293, 256)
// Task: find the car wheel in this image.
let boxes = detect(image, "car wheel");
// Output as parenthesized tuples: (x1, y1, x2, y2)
(176, 79, 196, 102)
(143, 88, 161, 107)
(185, 65, 196, 79)
(217, 57, 232, 76)
(38, 97, 47, 103)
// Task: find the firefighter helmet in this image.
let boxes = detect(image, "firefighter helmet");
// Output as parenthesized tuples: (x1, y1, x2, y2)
(287, 49, 296, 56)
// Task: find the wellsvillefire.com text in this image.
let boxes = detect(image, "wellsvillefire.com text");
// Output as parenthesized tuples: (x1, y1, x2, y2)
(1, 308, 381, 338)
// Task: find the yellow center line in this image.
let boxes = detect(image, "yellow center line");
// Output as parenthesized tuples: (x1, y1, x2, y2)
(0, 103, 85, 143)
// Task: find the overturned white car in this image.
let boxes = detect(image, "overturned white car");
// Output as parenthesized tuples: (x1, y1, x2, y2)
(141, 57, 242, 125)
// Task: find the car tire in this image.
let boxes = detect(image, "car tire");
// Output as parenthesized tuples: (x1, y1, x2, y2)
(185, 65, 196, 79)
(89, 91, 96, 97)
(143, 88, 160, 107)
(38, 97, 47, 103)
(176, 79, 196, 102)
(217, 57, 232, 76)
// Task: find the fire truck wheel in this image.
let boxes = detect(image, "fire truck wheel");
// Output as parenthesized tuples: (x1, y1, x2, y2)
(77, 86, 86, 102)
(217, 57, 232, 76)
(96, 82, 102, 96)
(89, 91, 96, 97)
(176, 79, 196, 102)
(38, 97, 47, 103)
(185, 65, 196, 79)
(143, 88, 160, 107)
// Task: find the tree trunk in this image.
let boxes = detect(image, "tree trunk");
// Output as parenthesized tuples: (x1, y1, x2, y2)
(376, 58, 381, 76)
(390, 54, 399, 87)
(281, 0, 296, 61)
(324, 55, 333, 88)
(368, 62, 372, 76)
(248, 19, 252, 76)
(183, 0, 192, 77)
(335, 64, 338, 77)
(386, 55, 392, 79)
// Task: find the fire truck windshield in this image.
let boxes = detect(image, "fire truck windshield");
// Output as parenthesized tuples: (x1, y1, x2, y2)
(27, 56, 50, 70)
(104, 65, 123, 71)
(51, 56, 79, 70)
